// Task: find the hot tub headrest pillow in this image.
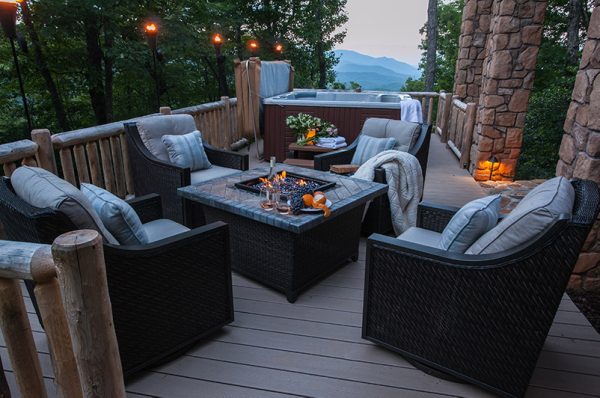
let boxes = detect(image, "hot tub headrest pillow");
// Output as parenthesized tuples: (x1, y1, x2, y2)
(11, 166, 119, 245)
(136, 114, 197, 162)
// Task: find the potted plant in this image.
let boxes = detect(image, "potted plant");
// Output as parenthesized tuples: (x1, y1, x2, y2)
(285, 113, 338, 146)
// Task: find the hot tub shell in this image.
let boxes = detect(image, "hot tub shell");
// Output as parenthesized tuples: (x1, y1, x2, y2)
(263, 89, 410, 161)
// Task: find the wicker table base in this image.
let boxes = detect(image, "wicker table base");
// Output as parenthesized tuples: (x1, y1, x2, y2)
(203, 205, 363, 302)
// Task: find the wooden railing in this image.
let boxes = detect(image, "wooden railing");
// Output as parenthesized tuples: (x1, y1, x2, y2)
(0, 230, 125, 397)
(435, 92, 454, 141)
(0, 97, 239, 199)
(401, 92, 438, 125)
(444, 98, 477, 168)
(169, 96, 240, 149)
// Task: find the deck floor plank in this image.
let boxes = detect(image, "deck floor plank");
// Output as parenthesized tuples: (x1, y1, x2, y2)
(2, 135, 599, 397)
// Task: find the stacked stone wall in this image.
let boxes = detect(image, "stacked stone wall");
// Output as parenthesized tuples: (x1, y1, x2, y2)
(470, 0, 547, 181)
(556, 4, 600, 292)
(453, 0, 494, 103)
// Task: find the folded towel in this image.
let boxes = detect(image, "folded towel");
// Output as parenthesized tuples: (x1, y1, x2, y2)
(317, 136, 346, 144)
(401, 99, 423, 123)
(316, 142, 347, 149)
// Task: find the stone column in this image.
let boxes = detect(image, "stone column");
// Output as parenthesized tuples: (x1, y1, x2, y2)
(453, 0, 493, 103)
(557, 3, 600, 292)
(471, 0, 548, 181)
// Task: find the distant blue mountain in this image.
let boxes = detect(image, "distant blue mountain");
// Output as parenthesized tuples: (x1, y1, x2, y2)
(332, 50, 421, 91)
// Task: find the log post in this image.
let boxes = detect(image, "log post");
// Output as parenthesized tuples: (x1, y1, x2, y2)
(222, 96, 232, 149)
(461, 102, 477, 168)
(52, 230, 125, 398)
(30, 246, 82, 398)
(0, 278, 47, 398)
(440, 93, 454, 143)
(31, 129, 57, 175)
(159, 107, 172, 115)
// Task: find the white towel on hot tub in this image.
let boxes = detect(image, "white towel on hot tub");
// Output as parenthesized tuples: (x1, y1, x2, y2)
(401, 99, 423, 123)
(317, 136, 347, 149)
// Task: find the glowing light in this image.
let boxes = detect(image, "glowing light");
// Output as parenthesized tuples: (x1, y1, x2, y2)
(144, 23, 157, 34)
(248, 40, 259, 51)
(212, 33, 223, 45)
(274, 43, 283, 53)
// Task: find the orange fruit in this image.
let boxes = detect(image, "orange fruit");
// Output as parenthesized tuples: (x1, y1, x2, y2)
(302, 194, 314, 207)
(313, 192, 327, 205)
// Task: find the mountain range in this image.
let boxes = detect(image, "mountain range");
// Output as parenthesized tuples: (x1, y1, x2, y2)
(332, 50, 421, 91)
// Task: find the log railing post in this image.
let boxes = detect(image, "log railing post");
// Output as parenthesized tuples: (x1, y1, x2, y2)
(159, 106, 172, 115)
(0, 277, 47, 398)
(31, 129, 57, 175)
(52, 230, 125, 398)
(460, 102, 478, 169)
(221, 96, 231, 149)
(440, 92, 454, 143)
(31, 246, 82, 398)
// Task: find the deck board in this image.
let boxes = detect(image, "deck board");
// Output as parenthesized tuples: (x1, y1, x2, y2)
(3, 136, 600, 397)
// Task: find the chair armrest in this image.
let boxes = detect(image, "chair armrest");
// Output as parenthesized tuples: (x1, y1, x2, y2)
(314, 141, 358, 171)
(127, 193, 163, 223)
(417, 202, 460, 232)
(204, 144, 249, 171)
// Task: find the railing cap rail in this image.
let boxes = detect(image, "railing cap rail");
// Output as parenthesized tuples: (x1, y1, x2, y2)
(0, 240, 52, 281)
(0, 140, 38, 163)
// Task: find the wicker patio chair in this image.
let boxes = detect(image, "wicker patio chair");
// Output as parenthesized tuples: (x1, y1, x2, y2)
(314, 120, 431, 234)
(362, 179, 600, 398)
(124, 115, 249, 225)
(0, 177, 234, 378)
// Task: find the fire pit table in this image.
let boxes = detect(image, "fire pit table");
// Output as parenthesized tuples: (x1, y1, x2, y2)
(178, 164, 387, 302)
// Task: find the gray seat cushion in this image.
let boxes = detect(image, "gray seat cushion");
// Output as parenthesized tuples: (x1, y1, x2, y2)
(350, 135, 396, 165)
(11, 166, 118, 244)
(162, 130, 212, 171)
(143, 219, 190, 243)
(136, 114, 197, 162)
(362, 118, 421, 152)
(439, 195, 501, 253)
(191, 166, 240, 185)
(466, 177, 575, 255)
(80, 183, 148, 245)
(396, 227, 442, 249)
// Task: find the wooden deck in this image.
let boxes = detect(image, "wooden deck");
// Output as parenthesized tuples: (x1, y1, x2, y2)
(3, 134, 600, 397)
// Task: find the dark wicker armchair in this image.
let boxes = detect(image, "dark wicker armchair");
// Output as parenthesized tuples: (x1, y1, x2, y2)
(314, 121, 432, 234)
(362, 179, 600, 398)
(0, 177, 234, 378)
(124, 115, 249, 225)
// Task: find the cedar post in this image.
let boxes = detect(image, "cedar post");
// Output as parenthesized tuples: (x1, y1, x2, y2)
(159, 107, 172, 115)
(52, 230, 126, 398)
(440, 92, 454, 143)
(461, 102, 477, 168)
(222, 96, 232, 149)
(31, 246, 83, 398)
(0, 278, 47, 398)
(31, 129, 57, 175)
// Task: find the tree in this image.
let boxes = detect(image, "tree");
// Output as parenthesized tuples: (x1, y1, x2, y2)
(424, 0, 438, 92)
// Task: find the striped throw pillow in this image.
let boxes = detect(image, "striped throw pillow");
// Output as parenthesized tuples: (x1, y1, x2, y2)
(162, 130, 212, 171)
(351, 135, 397, 165)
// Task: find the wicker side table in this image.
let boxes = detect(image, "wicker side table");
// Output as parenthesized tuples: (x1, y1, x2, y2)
(283, 143, 340, 169)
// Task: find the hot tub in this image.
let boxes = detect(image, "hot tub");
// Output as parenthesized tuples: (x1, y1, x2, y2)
(263, 89, 411, 161)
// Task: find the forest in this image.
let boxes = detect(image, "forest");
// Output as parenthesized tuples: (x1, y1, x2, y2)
(0, 0, 348, 142)
(0, 0, 594, 179)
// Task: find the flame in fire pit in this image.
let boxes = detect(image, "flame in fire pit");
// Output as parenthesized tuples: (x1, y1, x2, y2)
(298, 179, 307, 186)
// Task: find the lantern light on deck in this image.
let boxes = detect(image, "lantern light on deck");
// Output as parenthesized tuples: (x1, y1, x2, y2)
(212, 33, 223, 49)
(489, 155, 499, 181)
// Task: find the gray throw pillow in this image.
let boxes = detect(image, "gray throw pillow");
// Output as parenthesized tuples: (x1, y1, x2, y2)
(351, 135, 397, 165)
(136, 114, 197, 162)
(80, 183, 148, 245)
(162, 130, 212, 171)
(438, 195, 501, 253)
(11, 166, 118, 245)
(466, 176, 575, 255)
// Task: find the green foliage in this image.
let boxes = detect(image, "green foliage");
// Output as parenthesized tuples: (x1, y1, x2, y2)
(517, 85, 573, 179)
(0, 0, 348, 142)
(401, 0, 464, 92)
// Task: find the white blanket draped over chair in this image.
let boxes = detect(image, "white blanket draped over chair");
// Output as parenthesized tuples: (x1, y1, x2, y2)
(354, 150, 423, 235)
